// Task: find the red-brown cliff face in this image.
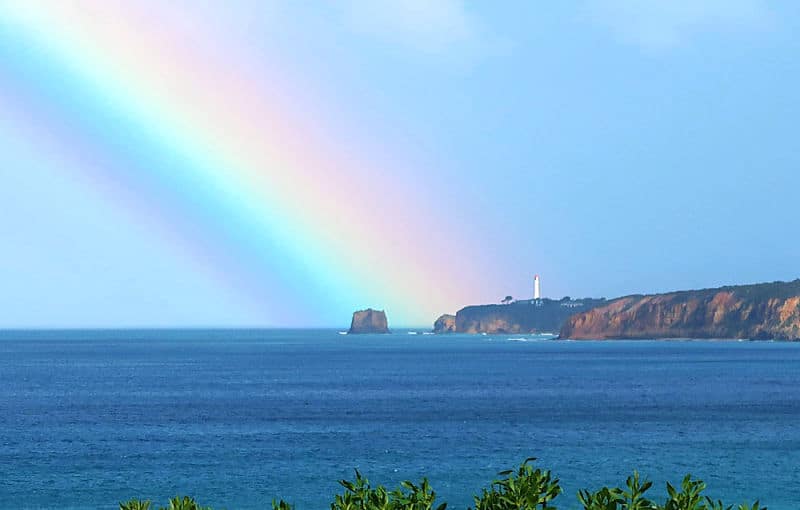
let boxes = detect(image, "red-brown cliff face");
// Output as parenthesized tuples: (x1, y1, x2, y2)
(560, 280, 800, 340)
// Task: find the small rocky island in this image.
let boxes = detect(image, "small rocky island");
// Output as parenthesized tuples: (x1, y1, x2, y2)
(348, 308, 390, 334)
(560, 280, 800, 340)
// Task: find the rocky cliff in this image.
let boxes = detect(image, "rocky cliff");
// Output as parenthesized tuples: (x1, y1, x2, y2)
(560, 280, 800, 340)
(348, 309, 390, 334)
(433, 314, 456, 333)
(437, 299, 608, 334)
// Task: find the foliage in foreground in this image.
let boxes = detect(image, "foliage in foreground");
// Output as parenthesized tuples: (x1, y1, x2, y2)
(120, 496, 211, 510)
(119, 458, 767, 510)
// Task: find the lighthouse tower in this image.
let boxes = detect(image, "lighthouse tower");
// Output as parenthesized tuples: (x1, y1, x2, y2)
(534, 275, 541, 300)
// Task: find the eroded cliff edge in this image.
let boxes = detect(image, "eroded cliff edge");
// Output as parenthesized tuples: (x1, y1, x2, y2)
(560, 280, 800, 340)
(433, 314, 456, 333)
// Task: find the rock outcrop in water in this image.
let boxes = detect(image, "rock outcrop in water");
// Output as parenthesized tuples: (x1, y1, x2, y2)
(560, 280, 800, 340)
(435, 299, 608, 334)
(348, 309, 390, 334)
(433, 314, 456, 333)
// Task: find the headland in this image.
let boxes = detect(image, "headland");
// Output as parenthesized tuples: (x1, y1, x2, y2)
(432, 279, 800, 341)
(435, 298, 608, 334)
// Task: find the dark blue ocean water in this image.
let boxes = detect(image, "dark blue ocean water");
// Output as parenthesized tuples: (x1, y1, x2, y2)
(1, 330, 799, 509)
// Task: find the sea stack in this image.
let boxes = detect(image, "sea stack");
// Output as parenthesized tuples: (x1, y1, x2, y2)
(348, 309, 390, 334)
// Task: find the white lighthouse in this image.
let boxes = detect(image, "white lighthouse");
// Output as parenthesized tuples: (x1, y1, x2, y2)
(534, 274, 541, 300)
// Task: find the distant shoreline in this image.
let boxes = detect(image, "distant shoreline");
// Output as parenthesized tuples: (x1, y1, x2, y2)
(0, 328, 793, 343)
(434, 279, 800, 341)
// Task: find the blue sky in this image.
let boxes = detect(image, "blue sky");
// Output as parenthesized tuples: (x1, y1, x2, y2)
(270, 0, 800, 300)
(1, 1, 799, 327)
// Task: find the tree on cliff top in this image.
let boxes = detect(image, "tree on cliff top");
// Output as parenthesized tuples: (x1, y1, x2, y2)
(502, 296, 513, 304)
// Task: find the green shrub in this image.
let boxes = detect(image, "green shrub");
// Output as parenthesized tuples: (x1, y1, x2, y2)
(273, 499, 294, 510)
(159, 495, 212, 510)
(330, 469, 446, 510)
(576, 471, 767, 510)
(662, 474, 708, 510)
(471, 457, 562, 510)
(120, 500, 152, 510)
(577, 486, 623, 510)
(620, 471, 655, 510)
(575, 471, 656, 510)
(735, 503, 766, 510)
(117, 459, 768, 510)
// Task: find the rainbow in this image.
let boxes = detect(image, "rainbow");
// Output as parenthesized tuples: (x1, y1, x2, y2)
(0, 2, 482, 326)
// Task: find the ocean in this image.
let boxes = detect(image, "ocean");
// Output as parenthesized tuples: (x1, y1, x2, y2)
(1, 330, 798, 509)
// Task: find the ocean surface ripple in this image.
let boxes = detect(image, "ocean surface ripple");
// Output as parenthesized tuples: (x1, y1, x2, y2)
(1, 330, 799, 509)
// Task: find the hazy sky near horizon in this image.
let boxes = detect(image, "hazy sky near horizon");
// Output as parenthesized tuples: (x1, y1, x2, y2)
(1, 1, 799, 327)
